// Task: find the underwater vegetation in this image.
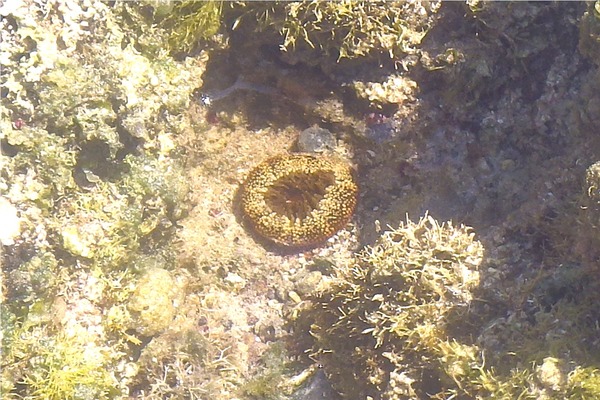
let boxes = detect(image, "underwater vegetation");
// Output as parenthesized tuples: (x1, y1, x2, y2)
(0, 0, 200, 398)
(150, 0, 443, 113)
(240, 153, 357, 249)
(134, 0, 440, 65)
(293, 215, 600, 399)
(244, 0, 441, 63)
(149, 0, 224, 54)
(294, 215, 483, 399)
(3, 0, 600, 399)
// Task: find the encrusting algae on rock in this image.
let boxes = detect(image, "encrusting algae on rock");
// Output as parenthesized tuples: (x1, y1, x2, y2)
(127, 268, 180, 337)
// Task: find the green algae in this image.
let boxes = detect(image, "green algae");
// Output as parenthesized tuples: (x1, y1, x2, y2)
(248, 1, 441, 62)
(291, 215, 600, 399)
(1, 0, 199, 398)
(18, 330, 120, 400)
(3, 1, 600, 400)
(294, 215, 483, 398)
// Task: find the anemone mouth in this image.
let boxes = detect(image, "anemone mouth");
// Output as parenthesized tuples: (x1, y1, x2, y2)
(240, 154, 358, 248)
(264, 170, 336, 221)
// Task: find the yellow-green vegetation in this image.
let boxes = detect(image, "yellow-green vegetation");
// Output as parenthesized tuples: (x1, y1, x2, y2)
(121, 0, 226, 55)
(10, 326, 120, 400)
(437, 288, 600, 399)
(158, 0, 224, 53)
(292, 215, 600, 399)
(4, 0, 600, 399)
(130, 0, 440, 63)
(1, 0, 200, 398)
(132, 0, 446, 113)
(291, 217, 600, 399)
(1, 274, 130, 399)
(296, 215, 482, 398)
(251, 0, 441, 61)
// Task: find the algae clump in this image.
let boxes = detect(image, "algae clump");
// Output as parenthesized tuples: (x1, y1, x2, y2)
(297, 215, 483, 398)
(1, 0, 199, 398)
(252, 0, 441, 62)
(293, 210, 600, 399)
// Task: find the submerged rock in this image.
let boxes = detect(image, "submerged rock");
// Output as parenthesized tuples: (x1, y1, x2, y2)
(297, 126, 337, 154)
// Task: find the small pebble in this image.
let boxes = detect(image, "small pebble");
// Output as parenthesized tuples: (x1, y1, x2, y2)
(297, 126, 336, 153)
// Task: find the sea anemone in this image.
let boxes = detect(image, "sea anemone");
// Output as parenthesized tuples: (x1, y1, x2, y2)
(240, 153, 358, 248)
